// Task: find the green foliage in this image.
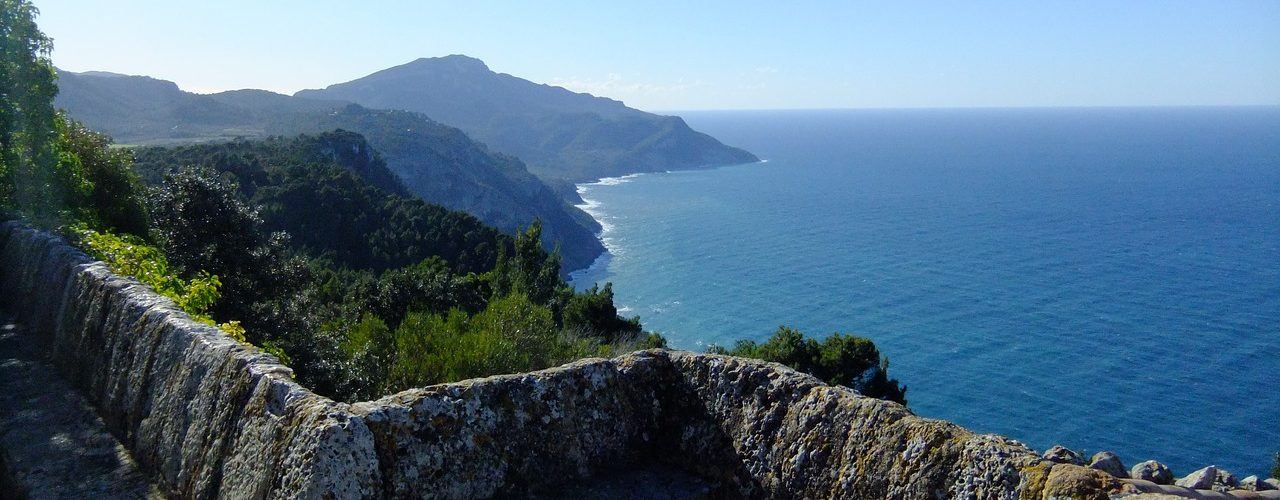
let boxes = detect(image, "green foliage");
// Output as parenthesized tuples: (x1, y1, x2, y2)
(56, 117, 149, 236)
(389, 309, 509, 391)
(372, 292, 655, 395)
(148, 167, 309, 337)
(491, 221, 563, 306)
(0, 1, 94, 226)
(709, 326, 907, 404)
(563, 283, 641, 341)
(74, 226, 221, 319)
(131, 133, 507, 273)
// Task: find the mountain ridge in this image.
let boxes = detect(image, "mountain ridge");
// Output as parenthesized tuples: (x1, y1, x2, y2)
(296, 55, 759, 182)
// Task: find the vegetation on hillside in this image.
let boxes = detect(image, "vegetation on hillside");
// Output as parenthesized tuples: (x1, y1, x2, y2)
(53, 70, 607, 271)
(132, 132, 506, 273)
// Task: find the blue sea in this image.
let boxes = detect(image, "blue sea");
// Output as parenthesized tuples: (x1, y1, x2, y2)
(569, 107, 1280, 476)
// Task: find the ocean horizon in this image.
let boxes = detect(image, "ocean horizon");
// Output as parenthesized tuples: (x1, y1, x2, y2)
(569, 106, 1280, 476)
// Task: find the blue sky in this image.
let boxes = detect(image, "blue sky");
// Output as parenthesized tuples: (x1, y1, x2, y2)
(34, 0, 1280, 111)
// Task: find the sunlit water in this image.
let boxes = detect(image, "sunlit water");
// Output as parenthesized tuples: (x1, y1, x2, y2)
(569, 107, 1280, 475)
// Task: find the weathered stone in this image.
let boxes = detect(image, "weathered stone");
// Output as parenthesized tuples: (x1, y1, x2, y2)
(0, 222, 380, 499)
(1042, 445, 1086, 465)
(1242, 475, 1278, 491)
(1042, 464, 1126, 499)
(1090, 451, 1129, 478)
(1267, 478, 1280, 489)
(1176, 465, 1240, 492)
(1131, 460, 1174, 484)
(1176, 465, 1218, 490)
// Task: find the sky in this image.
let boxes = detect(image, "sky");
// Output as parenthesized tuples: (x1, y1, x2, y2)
(33, 0, 1280, 111)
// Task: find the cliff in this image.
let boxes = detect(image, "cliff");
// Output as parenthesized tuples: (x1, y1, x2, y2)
(0, 222, 1272, 498)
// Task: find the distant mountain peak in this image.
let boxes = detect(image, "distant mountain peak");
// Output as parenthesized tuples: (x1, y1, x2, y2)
(408, 54, 490, 70)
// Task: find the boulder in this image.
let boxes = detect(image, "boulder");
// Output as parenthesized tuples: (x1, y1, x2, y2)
(1042, 464, 1128, 499)
(1267, 478, 1280, 490)
(1130, 460, 1174, 485)
(1042, 445, 1086, 465)
(1177, 466, 1219, 490)
(1241, 476, 1277, 491)
(1176, 466, 1239, 492)
(1090, 451, 1129, 478)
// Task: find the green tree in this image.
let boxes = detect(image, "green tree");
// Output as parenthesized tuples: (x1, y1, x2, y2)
(148, 167, 308, 341)
(709, 326, 907, 405)
(56, 116, 149, 236)
(1, 0, 61, 218)
(336, 314, 395, 401)
(562, 282, 642, 341)
(491, 221, 563, 306)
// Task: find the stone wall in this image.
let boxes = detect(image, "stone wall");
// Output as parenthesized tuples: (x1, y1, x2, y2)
(1, 221, 1224, 499)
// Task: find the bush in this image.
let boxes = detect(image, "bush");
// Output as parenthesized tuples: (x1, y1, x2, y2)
(563, 283, 642, 341)
(74, 226, 221, 320)
(709, 326, 907, 404)
(56, 117, 149, 236)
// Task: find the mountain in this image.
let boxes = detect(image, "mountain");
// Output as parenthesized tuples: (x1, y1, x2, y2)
(295, 55, 758, 182)
(52, 70, 603, 271)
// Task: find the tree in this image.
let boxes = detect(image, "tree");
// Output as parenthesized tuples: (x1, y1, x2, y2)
(1, 0, 74, 222)
(562, 282, 642, 341)
(491, 221, 563, 306)
(148, 167, 308, 341)
(709, 326, 907, 405)
(336, 314, 395, 401)
(56, 116, 149, 236)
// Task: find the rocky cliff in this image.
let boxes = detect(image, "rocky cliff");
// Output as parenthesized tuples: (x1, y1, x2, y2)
(0, 222, 1273, 499)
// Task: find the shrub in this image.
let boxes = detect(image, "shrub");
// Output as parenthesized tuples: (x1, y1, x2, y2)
(709, 326, 907, 404)
(74, 225, 221, 319)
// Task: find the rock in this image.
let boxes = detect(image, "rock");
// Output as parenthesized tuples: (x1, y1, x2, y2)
(1131, 460, 1174, 484)
(1042, 445, 1086, 465)
(1177, 466, 1219, 490)
(1090, 451, 1129, 478)
(1042, 464, 1127, 499)
(1176, 466, 1239, 492)
(1267, 478, 1280, 490)
(1242, 476, 1278, 491)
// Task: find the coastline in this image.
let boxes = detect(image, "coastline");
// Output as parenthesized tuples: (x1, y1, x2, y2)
(565, 160, 770, 287)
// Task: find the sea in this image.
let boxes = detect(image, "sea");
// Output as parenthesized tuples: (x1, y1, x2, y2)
(568, 107, 1280, 476)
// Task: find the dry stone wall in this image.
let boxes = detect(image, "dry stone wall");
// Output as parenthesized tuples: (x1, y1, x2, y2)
(6, 221, 1266, 499)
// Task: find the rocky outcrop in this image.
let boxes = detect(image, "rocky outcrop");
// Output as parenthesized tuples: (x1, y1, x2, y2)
(1178, 466, 1241, 493)
(1131, 460, 1175, 485)
(0, 221, 1260, 499)
(1242, 476, 1278, 491)
(1043, 445, 1087, 465)
(1091, 451, 1130, 479)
